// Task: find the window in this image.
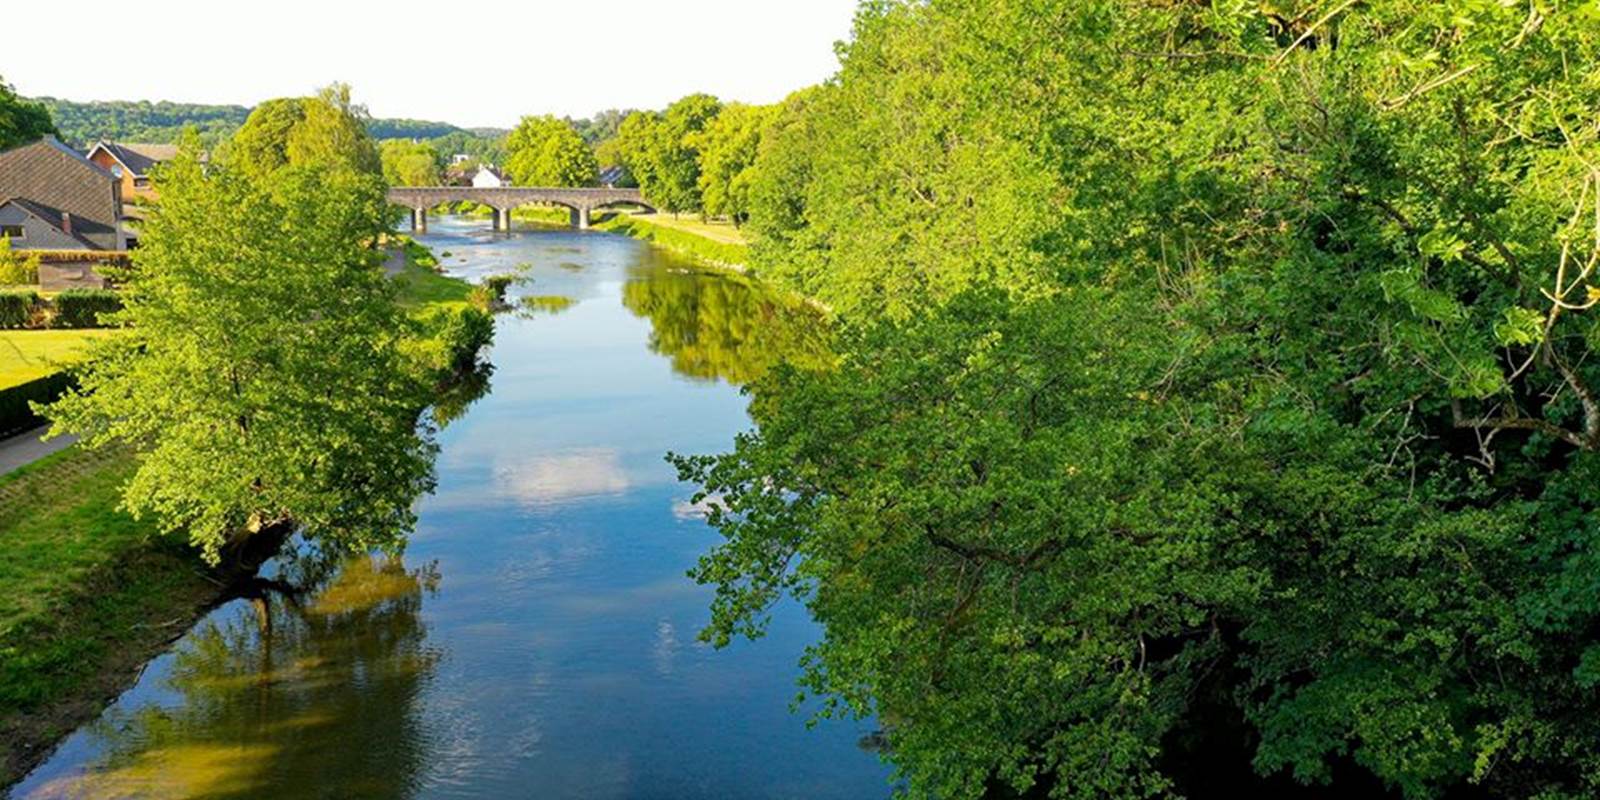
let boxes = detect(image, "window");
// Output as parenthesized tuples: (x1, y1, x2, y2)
(0, 225, 23, 240)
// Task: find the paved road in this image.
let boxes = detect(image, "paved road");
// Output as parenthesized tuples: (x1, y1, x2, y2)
(0, 425, 77, 476)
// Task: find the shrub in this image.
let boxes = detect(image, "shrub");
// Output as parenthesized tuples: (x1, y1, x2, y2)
(406, 305, 494, 381)
(0, 290, 38, 329)
(401, 237, 438, 270)
(0, 236, 38, 284)
(0, 372, 73, 438)
(51, 289, 122, 328)
(469, 274, 516, 311)
(0, 246, 40, 286)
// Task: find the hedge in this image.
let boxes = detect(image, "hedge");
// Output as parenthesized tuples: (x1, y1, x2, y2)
(0, 372, 73, 439)
(0, 291, 37, 329)
(51, 289, 122, 329)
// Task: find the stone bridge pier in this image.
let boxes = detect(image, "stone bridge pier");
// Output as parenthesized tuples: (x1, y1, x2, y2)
(388, 186, 651, 234)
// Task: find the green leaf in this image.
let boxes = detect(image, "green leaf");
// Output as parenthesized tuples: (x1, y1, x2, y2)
(1492, 306, 1545, 347)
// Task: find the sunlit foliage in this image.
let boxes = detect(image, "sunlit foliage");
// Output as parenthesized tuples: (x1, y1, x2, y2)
(677, 1, 1600, 797)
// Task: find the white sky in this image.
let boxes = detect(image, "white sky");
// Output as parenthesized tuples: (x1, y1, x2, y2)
(2, 0, 860, 129)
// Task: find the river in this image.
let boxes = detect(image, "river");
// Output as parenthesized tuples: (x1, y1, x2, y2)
(7, 215, 891, 799)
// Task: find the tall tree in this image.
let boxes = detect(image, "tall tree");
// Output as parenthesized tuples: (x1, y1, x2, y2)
(225, 84, 381, 182)
(380, 139, 443, 187)
(45, 141, 434, 563)
(616, 94, 722, 214)
(0, 75, 56, 150)
(502, 115, 597, 187)
(691, 103, 776, 225)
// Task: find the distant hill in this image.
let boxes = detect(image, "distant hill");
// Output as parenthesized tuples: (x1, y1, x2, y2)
(36, 97, 249, 147)
(367, 118, 466, 140)
(33, 97, 469, 147)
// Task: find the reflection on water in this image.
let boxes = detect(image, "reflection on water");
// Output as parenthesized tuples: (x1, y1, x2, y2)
(8, 215, 886, 800)
(622, 264, 832, 385)
(23, 551, 438, 800)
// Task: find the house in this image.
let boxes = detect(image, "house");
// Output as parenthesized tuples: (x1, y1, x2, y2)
(0, 136, 124, 251)
(85, 141, 179, 203)
(471, 165, 510, 188)
(450, 153, 472, 165)
(597, 165, 626, 188)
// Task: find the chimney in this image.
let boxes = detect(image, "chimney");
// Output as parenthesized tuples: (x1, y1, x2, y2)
(61, 212, 74, 237)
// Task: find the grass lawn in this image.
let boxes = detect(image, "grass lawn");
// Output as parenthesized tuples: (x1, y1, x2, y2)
(394, 258, 472, 310)
(614, 211, 748, 245)
(0, 330, 118, 390)
(0, 446, 218, 784)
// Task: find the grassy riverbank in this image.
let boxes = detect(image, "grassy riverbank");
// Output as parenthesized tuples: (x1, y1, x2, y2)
(0, 248, 483, 789)
(592, 211, 750, 269)
(0, 446, 219, 785)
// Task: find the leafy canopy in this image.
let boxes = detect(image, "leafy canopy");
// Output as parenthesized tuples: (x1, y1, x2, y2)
(677, 1, 1600, 798)
(503, 115, 598, 188)
(45, 140, 434, 562)
(0, 75, 56, 150)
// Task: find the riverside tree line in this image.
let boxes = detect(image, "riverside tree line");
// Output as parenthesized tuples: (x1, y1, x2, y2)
(653, 2, 1600, 799)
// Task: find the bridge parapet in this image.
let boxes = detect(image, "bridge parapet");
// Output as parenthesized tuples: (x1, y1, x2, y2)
(388, 186, 652, 230)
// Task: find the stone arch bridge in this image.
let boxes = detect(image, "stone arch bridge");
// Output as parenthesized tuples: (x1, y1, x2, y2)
(388, 187, 654, 232)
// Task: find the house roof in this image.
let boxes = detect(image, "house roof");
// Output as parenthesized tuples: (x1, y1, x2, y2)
(0, 197, 100, 249)
(598, 166, 625, 184)
(1, 136, 118, 181)
(0, 136, 122, 250)
(87, 141, 180, 178)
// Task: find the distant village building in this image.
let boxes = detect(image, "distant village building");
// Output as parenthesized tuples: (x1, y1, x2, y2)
(597, 166, 626, 188)
(451, 153, 472, 165)
(85, 141, 180, 203)
(0, 137, 124, 251)
(471, 165, 510, 188)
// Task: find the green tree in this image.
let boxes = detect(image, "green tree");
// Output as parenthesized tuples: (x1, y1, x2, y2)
(503, 115, 597, 187)
(0, 75, 56, 150)
(380, 139, 443, 187)
(615, 94, 722, 214)
(691, 103, 776, 225)
(679, 1, 1600, 798)
(44, 142, 435, 562)
(225, 84, 381, 182)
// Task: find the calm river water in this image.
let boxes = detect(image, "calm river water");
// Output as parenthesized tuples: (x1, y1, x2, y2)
(9, 215, 891, 799)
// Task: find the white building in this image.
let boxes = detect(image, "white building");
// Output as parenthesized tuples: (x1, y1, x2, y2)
(471, 166, 509, 188)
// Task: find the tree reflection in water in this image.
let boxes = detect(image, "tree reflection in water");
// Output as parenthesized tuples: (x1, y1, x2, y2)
(27, 550, 440, 800)
(621, 263, 832, 385)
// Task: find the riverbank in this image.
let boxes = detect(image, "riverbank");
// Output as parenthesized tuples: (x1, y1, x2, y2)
(0, 244, 484, 790)
(591, 211, 750, 270)
(0, 446, 218, 785)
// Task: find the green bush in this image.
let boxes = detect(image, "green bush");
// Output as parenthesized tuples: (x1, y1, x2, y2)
(0, 372, 73, 438)
(0, 236, 41, 286)
(407, 305, 494, 382)
(468, 274, 516, 311)
(51, 289, 122, 329)
(0, 290, 38, 329)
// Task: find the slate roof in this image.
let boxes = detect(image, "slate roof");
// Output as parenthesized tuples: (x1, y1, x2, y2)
(87, 141, 181, 178)
(0, 137, 122, 250)
(0, 197, 100, 249)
